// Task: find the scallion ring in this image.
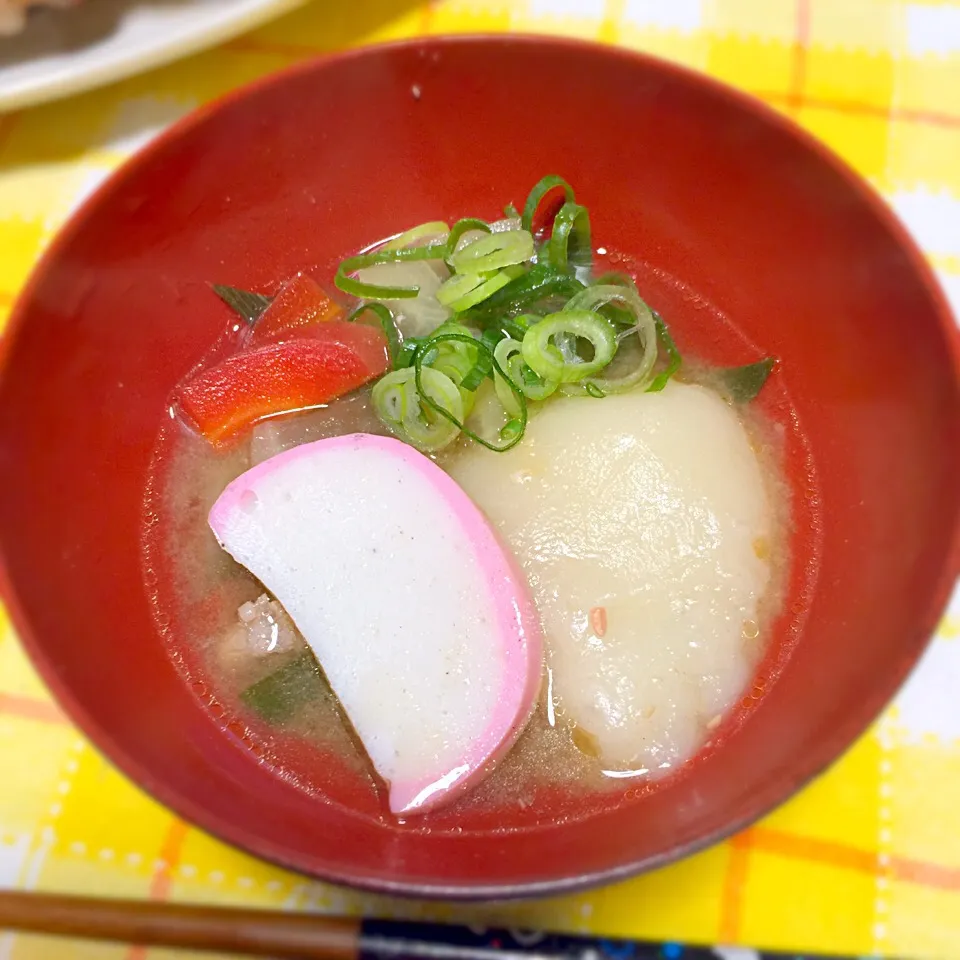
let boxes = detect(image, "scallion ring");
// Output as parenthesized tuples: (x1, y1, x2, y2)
(372, 366, 463, 452)
(436, 272, 494, 308)
(383, 221, 450, 250)
(645, 313, 683, 393)
(448, 229, 535, 275)
(436, 266, 524, 312)
(371, 368, 413, 424)
(521, 175, 576, 233)
(446, 218, 491, 255)
(521, 310, 618, 384)
(545, 201, 592, 271)
(335, 240, 449, 299)
(494, 337, 559, 416)
(461, 263, 585, 323)
(413, 333, 527, 453)
(459, 328, 501, 393)
(585, 274, 639, 327)
(563, 284, 658, 392)
(428, 325, 481, 416)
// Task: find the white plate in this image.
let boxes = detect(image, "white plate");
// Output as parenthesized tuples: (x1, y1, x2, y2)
(0, 0, 307, 112)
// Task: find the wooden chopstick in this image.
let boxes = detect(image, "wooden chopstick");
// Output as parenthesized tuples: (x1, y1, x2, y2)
(0, 888, 883, 959)
(0, 889, 359, 958)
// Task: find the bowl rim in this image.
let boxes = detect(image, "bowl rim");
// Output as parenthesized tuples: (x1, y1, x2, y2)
(2, 32, 959, 901)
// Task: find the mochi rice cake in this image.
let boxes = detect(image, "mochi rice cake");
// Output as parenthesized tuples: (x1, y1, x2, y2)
(449, 382, 774, 774)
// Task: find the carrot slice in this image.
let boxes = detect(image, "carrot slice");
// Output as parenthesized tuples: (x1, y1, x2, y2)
(177, 325, 389, 448)
(249, 275, 343, 345)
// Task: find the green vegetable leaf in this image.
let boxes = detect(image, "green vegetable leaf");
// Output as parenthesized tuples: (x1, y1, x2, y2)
(716, 358, 776, 403)
(212, 284, 273, 325)
(240, 652, 324, 724)
(645, 314, 683, 393)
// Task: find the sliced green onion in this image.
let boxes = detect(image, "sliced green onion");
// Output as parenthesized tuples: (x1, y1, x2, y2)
(405, 321, 482, 415)
(645, 313, 683, 393)
(564, 284, 658, 393)
(351, 178, 696, 457)
(590, 273, 638, 325)
(504, 202, 520, 219)
(446, 218, 491, 254)
(458, 328, 502, 392)
(393, 336, 422, 370)
(500, 314, 536, 341)
(431, 325, 475, 373)
(545, 202, 592, 272)
(494, 337, 559, 415)
(371, 367, 413, 422)
(383, 221, 449, 250)
(463, 263, 585, 322)
(372, 366, 464, 452)
(432, 338, 476, 387)
(440, 265, 526, 312)
(521, 175, 576, 233)
(494, 339, 526, 415)
(436, 272, 495, 308)
(413, 334, 527, 453)
(347, 302, 402, 366)
(448, 229, 534, 275)
(521, 310, 617, 384)
(335, 241, 448, 299)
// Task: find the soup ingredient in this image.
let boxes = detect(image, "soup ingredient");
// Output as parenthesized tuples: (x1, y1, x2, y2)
(234, 595, 299, 656)
(217, 593, 306, 675)
(333, 177, 700, 454)
(175, 325, 389, 448)
(213, 285, 272, 325)
(241, 653, 323, 725)
(373, 330, 528, 454)
(207, 433, 543, 814)
(359, 261, 451, 338)
(248, 275, 342, 345)
(715, 358, 776, 403)
(213, 276, 344, 342)
(202, 177, 775, 460)
(447, 380, 773, 773)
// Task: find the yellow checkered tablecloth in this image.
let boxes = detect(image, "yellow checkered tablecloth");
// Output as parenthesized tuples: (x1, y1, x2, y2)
(1, 2, 959, 958)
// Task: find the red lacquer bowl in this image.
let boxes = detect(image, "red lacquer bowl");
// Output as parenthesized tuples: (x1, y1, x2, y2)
(0, 36, 958, 898)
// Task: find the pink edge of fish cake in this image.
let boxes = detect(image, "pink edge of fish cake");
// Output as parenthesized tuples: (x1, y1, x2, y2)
(208, 432, 543, 816)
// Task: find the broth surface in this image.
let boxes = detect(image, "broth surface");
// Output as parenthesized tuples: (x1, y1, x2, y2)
(141, 238, 807, 823)
(144, 369, 790, 821)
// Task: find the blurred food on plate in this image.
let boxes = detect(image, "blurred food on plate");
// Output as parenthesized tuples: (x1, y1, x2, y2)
(0, 0, 78, 35)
